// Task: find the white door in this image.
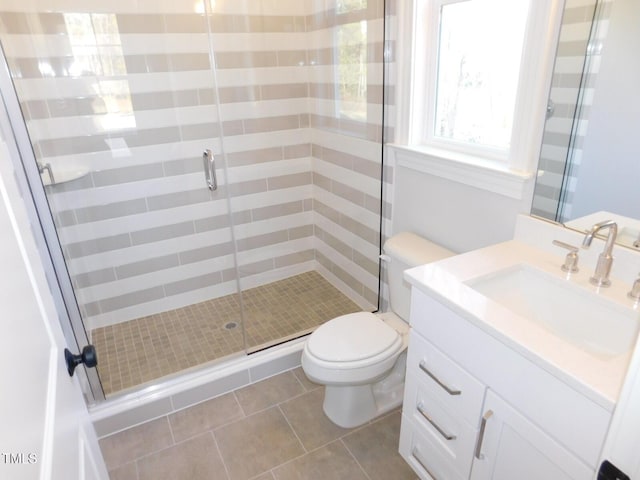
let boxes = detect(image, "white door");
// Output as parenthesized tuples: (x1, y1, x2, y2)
(0, 139, 108, 479)
(470, 390, 592, 480)
(599, 323, 640, 479)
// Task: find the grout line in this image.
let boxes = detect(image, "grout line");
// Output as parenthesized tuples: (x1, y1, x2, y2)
(210, 430, 233, 480)
(277, 404, 308, 454)
(161, 400, 247, 447)
(108, 385, 405, 480)
(232, 371, 312, 418)
(126, 429, 216, 467)
(232, 389, 249, 418)
(275, 389, 360, 462)
(134, 459, 140, 480)
(262, 443, 313, 476)
(290, 367, 307, 391)
(105, 416, 178, 470)
(109, 460, 139, 479)
(279, 387, 316, 405)
(165, 414, 177, 445)
(374, 406, 403, 423)
(167, 395, 176, 416)
(340, 438, 374, 480)
(248, 468, 276, 480)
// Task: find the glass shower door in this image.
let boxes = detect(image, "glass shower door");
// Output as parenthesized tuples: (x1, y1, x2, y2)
(0, 0, 388, 400)
(0, 3, 244, 399)
(218, 0, 386, 352)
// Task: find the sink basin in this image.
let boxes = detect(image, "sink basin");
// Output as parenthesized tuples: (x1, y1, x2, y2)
(466, 265, 639, 358)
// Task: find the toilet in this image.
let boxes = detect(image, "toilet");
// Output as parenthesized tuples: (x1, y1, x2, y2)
(301, 232, 454, 428)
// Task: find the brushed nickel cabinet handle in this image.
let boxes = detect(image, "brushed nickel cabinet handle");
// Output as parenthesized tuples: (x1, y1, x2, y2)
(419, 361, 461, 395)
(474, 409, 494, 459)
(411, 448, 438, 480)
(417, 403, 457, 441)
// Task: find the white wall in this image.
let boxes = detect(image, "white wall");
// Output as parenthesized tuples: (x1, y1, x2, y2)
(390, 157, 534, 253)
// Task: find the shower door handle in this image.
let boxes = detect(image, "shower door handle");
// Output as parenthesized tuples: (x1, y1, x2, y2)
(202, 149, 217, 191)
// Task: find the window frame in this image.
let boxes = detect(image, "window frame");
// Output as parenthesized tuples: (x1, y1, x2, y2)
(423, 0, 529, 161)
(395, 0, 564, 180)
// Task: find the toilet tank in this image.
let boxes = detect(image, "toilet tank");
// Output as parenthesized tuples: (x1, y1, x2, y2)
(383, 232, 454, 322)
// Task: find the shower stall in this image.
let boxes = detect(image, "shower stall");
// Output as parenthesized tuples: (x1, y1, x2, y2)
(0, 0, 388, 400)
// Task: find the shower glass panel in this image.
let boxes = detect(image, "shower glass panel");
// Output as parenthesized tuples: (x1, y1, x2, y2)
(0, 0, 385, 400)
(219, 0, 385, 352)
(0, 3, 244, 397)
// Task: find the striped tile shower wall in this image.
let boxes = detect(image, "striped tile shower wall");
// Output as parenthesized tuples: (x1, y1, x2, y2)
(0, 0, 386, 330)
(531, 0, 611, 221)
(308, 0, 388, 308)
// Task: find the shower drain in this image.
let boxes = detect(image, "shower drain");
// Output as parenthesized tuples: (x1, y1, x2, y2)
(224, 321, 238, 330)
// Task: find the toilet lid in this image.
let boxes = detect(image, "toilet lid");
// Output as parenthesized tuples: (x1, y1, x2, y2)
(307, 312, 400, 363)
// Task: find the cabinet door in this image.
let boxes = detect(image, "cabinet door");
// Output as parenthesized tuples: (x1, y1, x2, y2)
(470, 391, 593, 480)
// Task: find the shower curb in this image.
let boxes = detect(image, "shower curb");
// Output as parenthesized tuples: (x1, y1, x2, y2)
(90, 338, 306, 438)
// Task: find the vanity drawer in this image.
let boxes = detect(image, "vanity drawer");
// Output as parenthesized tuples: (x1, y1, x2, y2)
(402, 376, 478, 479)
(406, 330, 485, 427)
(399, 412, 471, 480)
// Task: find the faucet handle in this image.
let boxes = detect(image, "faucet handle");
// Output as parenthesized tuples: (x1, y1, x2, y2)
(552, 240, 579, 273)
(628, 275, 640, 301)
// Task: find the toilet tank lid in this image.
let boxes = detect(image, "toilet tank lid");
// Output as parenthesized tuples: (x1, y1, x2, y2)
(383, 232, 454, 267)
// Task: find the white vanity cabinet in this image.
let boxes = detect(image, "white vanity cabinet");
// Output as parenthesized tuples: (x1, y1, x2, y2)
(399, 288, 612, 480)
(399, 330, 484, 480)
(470, 390, 593, 480)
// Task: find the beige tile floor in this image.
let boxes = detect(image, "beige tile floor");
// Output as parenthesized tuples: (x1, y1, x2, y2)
(101, 368, 418, 480)
(93, 272, 361, 396)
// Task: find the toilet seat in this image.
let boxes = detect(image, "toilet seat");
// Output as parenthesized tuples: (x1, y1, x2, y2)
(306, 312, 403, 368)
(301, 310, 409, 428)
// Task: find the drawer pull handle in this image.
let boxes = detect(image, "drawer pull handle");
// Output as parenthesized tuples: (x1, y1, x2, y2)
(419, 361, 461, 395)
(474, 409, 494, 459)
(411, 447, 438, 480)
(417, 403, 457, 441)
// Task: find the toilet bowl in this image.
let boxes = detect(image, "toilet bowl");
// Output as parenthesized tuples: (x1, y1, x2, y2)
(301, 232, 454, 428)
(302, 311, 409, 428)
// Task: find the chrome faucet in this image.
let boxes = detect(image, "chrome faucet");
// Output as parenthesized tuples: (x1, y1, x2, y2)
(581, 220, 618, 287)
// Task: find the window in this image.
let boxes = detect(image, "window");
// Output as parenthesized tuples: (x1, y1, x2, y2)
(336, 21, 368, 121)
(431, 0, 528, 152)
(337, 0, 368, 15)
(333, 1, 369, 122)
(63, 13, 134, 131)
(400, 0, 561, 175)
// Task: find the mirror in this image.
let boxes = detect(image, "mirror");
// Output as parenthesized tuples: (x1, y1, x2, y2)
(531, 0, 640, 249)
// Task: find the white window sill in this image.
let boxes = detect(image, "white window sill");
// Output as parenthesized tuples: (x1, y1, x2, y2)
(387, 144, 535, 200)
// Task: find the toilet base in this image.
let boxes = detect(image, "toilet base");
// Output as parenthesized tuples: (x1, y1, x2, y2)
(323, 384, 376, 428)
(322, 353, 407, 428)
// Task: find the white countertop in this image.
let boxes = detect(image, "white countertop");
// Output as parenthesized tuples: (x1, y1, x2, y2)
(404, 239, 640, 410)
